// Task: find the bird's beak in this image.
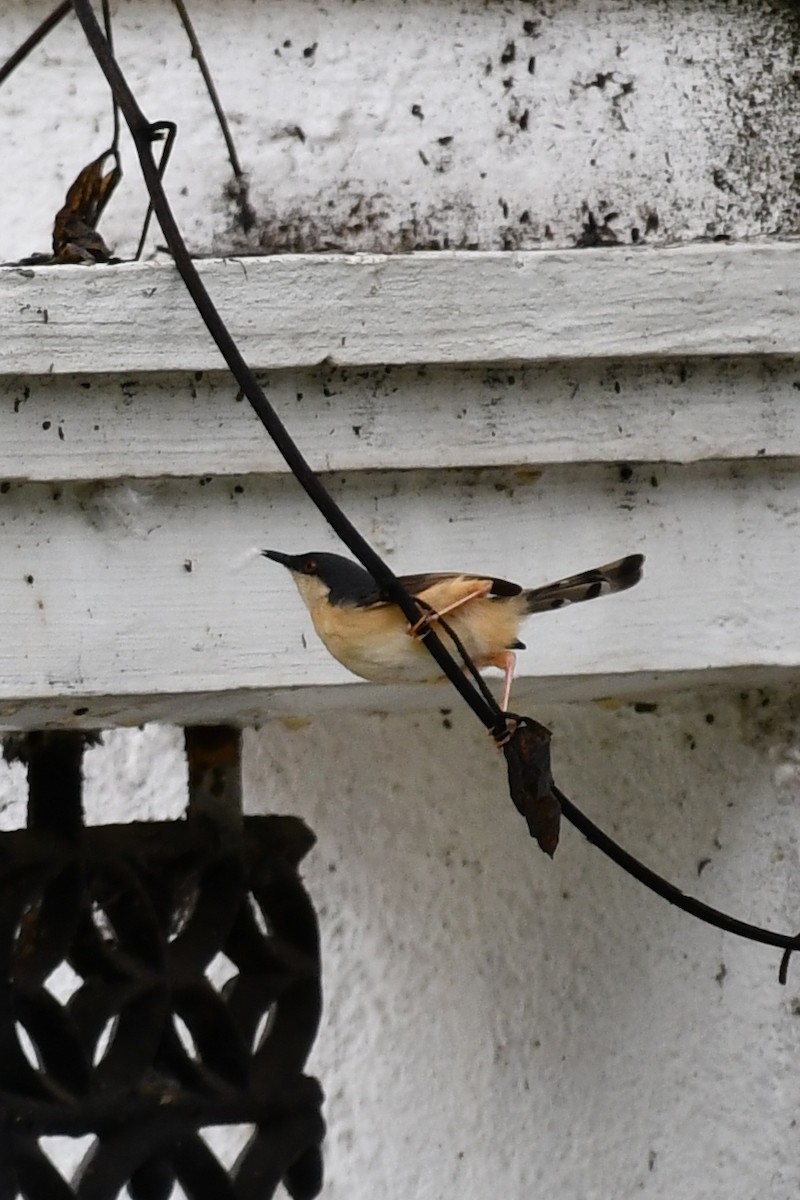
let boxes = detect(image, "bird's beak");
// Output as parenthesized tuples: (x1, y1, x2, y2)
(261, 549, 294, 568)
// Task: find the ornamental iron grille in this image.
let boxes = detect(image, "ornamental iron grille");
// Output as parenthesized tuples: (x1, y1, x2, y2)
(0, 728, 324, 1200)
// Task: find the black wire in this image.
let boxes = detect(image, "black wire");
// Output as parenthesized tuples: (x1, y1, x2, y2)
(133, 120, 177, 261)
(171, 0, 255, 232)
(101, 0, 119, 153)
(0, 1, 72, 88)
(69, 0, 800, 968)
(69, 0, 503, 738)
(430, 607, 503, 714)
(555, 787, 800, 954)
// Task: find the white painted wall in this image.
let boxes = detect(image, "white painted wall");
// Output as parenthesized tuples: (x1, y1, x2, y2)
(244, 694, 800, 1199)
(2, 0, 800, 1197)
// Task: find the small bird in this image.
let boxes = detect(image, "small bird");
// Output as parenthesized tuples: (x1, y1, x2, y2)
(262, 549, 644, 710)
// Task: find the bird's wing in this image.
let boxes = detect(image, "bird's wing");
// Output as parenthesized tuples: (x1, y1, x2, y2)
(362, 571, 522, 610)
(395, 571, 523, 599)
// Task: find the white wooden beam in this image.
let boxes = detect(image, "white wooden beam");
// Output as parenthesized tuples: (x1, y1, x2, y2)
(0, 459, 797, 728)
(4, 243, 800, 376)
(0, 669, 790, 734)
(3, 355, 800, 481)
(2, 244, 798, 726)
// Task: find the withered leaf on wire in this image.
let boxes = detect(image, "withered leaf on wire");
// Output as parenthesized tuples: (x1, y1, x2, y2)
(502, 717, 561, 856)
(52, 150, 121, 264)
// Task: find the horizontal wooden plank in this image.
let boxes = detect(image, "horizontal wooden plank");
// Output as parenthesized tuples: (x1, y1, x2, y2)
(0, 458, 798, 727)
(3, 243, 800, 376)
(3, 355, 800, 481)
(0, 667, 792, 733)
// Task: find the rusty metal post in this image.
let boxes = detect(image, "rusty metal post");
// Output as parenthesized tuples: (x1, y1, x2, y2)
(184, 724, 244, 837)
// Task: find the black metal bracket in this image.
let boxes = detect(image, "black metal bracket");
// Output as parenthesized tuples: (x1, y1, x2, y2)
(0, 729, 324, 1200)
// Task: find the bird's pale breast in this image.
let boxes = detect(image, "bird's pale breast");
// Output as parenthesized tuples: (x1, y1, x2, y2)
(311, 584, 526, 685)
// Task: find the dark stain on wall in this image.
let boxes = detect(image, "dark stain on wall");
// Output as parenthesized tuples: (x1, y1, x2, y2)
(215, 0, 800, 255)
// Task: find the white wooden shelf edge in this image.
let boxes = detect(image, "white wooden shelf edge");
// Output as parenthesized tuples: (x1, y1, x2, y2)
(3, 242, 800, 375)
(2, 354, 800, 481)
(0, 664, 793, 731)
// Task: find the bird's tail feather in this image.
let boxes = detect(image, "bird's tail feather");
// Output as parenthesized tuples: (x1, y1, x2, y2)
(523, 553, 644, 614)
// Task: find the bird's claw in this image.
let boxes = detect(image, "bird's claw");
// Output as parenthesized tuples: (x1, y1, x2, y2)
(407, 609, 436, 638)
(491, 715, 520, 749)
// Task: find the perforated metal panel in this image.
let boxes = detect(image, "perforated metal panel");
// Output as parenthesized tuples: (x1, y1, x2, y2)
(0, 731, 324, 1200)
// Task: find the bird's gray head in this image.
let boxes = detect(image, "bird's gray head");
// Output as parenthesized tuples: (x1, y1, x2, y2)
(261, 549, 379, 606)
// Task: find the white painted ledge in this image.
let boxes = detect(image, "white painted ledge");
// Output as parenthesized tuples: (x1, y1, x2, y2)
(1, 243, 799, 726)
(3, 243, 800, 375)
(3, 355, 800, 482)
(0, 461, 798, 728)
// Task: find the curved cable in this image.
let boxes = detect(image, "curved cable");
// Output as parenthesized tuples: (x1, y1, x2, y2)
(68, 0, 800, 973)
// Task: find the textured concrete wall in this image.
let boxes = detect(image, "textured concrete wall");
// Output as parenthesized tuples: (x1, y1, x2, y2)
(2, 695, 798, 1196)
(2, 0, 800, 1196)
(242, 693, 800, 1199)
(2, 0, 800, 261)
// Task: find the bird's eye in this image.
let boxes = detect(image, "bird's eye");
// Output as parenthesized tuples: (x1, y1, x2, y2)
(304, 558, 317, 574)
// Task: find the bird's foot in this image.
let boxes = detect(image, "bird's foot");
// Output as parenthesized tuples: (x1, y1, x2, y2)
(491, 714, 520, 749)
(407, 609, 437, 638)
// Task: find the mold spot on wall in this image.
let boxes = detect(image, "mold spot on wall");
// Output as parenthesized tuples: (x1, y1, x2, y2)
(226, 186, 490, 254)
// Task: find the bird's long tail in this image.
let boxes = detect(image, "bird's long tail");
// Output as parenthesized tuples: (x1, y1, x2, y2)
(523, 553, 644, 614)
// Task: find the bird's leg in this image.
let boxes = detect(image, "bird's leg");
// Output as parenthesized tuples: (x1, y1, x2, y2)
(407, 584, 492, 637)
(486, 649, 516, 712)
(479, 650, 519, 749)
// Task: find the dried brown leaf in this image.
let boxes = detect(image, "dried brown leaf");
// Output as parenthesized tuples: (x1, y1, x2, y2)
(502, 717, 561, 856)
(52, 150, 121, 263)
